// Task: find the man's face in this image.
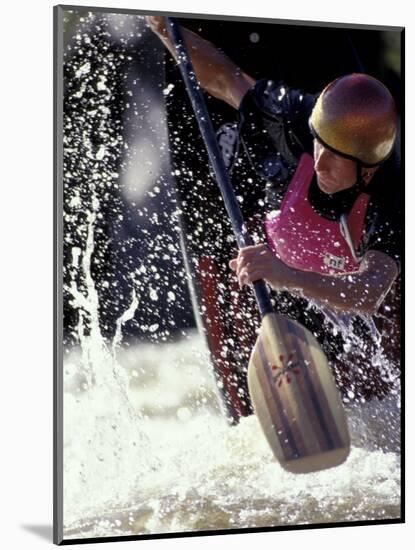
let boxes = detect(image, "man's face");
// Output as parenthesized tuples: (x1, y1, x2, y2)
(313, 139, 357, 194)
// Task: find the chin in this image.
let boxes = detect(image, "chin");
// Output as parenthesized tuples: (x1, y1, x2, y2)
(317, 179, 335, 194)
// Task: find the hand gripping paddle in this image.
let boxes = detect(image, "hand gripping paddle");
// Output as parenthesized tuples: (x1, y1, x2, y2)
(165, 17, 350, 473)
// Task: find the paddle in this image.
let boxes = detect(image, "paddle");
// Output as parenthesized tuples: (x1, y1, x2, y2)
(165, 17, 350, 473)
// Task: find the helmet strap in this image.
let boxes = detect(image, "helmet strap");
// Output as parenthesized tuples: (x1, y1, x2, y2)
(355, 162, 367, 193)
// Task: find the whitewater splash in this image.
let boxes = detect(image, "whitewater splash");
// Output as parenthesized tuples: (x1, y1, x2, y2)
(63, 197, 154, 526)
(63, 327, 400, 540)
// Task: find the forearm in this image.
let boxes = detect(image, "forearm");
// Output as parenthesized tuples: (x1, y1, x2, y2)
(286, 269, 376, 314)
(284, 255, 397, 315)
(150, 21, 254, 108)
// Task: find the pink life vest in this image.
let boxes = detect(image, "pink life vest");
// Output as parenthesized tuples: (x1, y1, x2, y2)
(264, 153, 370, 275)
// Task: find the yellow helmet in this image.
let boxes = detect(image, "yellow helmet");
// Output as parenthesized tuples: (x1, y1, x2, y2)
(309, 74, 397, 166)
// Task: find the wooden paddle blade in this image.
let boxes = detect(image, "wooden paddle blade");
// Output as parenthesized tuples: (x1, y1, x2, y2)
(248, 312, 350, 474)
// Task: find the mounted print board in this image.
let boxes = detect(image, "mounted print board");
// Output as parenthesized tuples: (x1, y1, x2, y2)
(54, 4, 404, 545)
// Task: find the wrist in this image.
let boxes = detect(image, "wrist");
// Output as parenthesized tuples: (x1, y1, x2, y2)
(269, 259, 300, 291)
(282, 264, 304, 292)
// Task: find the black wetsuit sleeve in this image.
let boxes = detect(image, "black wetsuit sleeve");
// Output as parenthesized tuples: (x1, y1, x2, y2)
(238, 79, 317, 195)
(360, 159, 402, 271)
(363, 198, 402, 271)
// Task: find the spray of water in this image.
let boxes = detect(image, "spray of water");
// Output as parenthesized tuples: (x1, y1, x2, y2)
(64, 196, 156, 525)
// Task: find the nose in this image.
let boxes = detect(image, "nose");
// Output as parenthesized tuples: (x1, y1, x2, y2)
(314, 144, 330, 173)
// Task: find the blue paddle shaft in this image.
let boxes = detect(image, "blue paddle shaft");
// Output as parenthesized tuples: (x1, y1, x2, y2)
(166, 17, 273, 318)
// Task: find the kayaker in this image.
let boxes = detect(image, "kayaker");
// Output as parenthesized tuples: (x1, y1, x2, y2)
(147, 16, 401, 410)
